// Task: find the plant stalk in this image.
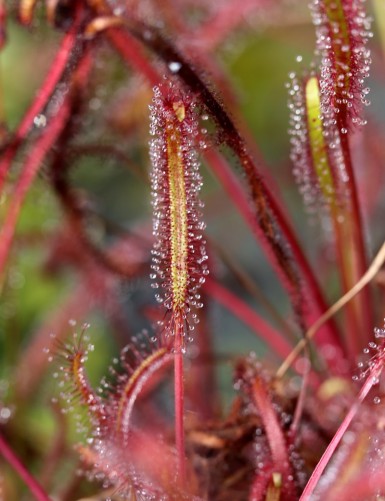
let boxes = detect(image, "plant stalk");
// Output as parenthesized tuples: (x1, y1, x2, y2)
(339, 127, 373, 345)
(174, 315, 186, 485)
(0, 432, 52, 501)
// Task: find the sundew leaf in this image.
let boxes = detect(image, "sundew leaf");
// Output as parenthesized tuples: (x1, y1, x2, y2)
(149, 83, 208, 335)
(290, 73, 371, 355)
(310, 0, 372, 131)
(308, 0, 374, 342)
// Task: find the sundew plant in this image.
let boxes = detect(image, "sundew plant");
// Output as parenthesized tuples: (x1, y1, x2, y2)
(1, 0, 385, 500)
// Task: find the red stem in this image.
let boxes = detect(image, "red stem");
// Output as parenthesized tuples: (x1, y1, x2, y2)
(289, 348, 310, 437)
(204, 148, 344, 362)
(0, 97, 72, 275)
(0, 432, 52, 501)
(0, 4, 82, 193)
(204, 279, 293, 361)
(339, 129, 373, 345)
(0, 0, 6, 48)
(249, 462, 274, 501)
(300, 347, 385, 500)
(330, 212, 362, 361)
(105, 29, 159, 86)
(252, 378, 297, 500)
(174, 314, 186, 485)
(193, 0, 269, 50)
(0, 49, 92, 277)
(187, 291, 219, 420)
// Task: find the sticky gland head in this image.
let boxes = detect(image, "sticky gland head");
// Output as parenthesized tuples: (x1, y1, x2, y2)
(150, 83, 208, 327)
(312, 0, 371, 129)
